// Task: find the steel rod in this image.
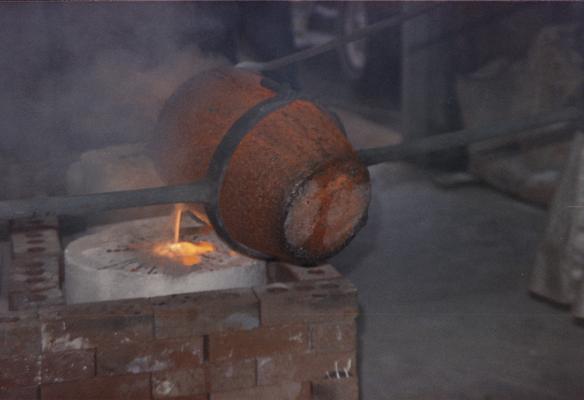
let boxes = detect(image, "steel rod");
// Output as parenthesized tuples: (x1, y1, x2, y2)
(0, 180, 211, 220)
(358, 108, 583, 166)
(0, 109, 580, 221)
(239, 5, 436, 73)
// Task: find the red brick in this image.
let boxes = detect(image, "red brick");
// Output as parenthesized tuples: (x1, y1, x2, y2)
(11, 229, 61, 259)
(0, 311, 40, 357)
(9, 288, 64, 311)
(0, 385, 39, 400)
(210, 382, 311, 400)
(208, 359, 255, 393)
(8, 278, 60, 295)
(151, 368, 206, 399)
(0, 354, 41, 388)
(10, 254, 60, 269)
(11, 217, 59, 233)
(97, 337, 203, 375)
(7, 255, 64, 311)
(40, 299, 153, 352)
(41, 349, 95, 384)
(9, 256, 60, 289)
(152, 288, 259, 339)
(310, 320, 356, 353)
(41, 373, 151, 400)
(267, 262, 341, 283)
(208, 324, 309, 363)
(257, 351, 356, 386)
(41, 316, 153, 352)
(312, 378, 359, 400)
(254, 279, 358, 325)
(9, 255, 64, 302)
(39, 297, 152, 321)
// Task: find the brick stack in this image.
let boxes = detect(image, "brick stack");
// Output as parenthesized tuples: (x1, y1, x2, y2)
(7, 217, 64, 311)
(0, 261, 359, 399)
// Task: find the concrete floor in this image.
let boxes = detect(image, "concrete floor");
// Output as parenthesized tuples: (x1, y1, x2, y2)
(297, 54, 584, 399)
(331, 163, 584, 400)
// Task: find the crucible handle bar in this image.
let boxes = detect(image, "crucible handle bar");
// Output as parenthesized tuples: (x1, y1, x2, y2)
(0, 180, 211, 220)
(358, 107, 583, 166)
(0, 108, 581, 220)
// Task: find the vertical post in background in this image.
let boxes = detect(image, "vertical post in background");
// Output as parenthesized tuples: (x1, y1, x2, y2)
(400, 4, 464, 169)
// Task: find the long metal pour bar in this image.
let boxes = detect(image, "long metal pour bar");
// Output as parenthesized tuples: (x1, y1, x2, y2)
(0, 109, 580, 221)
(358, 108, 582, 166)
(0, 180, 211, 220)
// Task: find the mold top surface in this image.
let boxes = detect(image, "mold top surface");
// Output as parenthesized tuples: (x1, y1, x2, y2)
(65, 216, 264, 278)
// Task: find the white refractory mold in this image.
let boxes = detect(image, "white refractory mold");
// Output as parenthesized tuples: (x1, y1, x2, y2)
(65, 216, 266, 303)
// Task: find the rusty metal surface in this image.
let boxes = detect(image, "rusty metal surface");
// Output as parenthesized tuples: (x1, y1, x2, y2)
(219, 98, 370, 264)
(151, 67, 275, 186)
(153, 67, 371, 264)
(150, 67, 275, 226)
(203, 84, 298, 259)
(283, 158, 370, 263)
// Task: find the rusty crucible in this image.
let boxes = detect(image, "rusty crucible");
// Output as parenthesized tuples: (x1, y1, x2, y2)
(149, 67, 371, 266)
(0, 67, 576, 266)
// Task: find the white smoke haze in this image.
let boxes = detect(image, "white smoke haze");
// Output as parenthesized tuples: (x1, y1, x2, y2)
(0, 2, 228, 199)
(36, 45, 225, 148)
(0, 2, 227, 160)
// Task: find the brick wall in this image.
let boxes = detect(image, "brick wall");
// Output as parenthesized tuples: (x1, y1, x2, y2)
(0, 220, 360, 400)
(7, 217, 64, 311)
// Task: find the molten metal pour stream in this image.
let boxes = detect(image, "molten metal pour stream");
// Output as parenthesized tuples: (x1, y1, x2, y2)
(173, 205, 183, 243)
(150, 204, 216, 267)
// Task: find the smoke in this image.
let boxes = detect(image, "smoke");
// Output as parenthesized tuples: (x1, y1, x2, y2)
(0, 3, 228, 161)
(35, 45, 225, 150)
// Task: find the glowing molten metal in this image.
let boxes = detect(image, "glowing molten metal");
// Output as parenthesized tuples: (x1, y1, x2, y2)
(150, 205, 216, 266)
(152, 241, 215, 266)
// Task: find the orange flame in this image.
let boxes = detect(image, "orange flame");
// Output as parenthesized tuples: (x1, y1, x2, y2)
(152, 241, 215, 266)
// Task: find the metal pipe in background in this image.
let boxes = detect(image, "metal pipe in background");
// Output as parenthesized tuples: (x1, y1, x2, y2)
(238, 5, 436, 72)
(0, 180, 210, 220)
